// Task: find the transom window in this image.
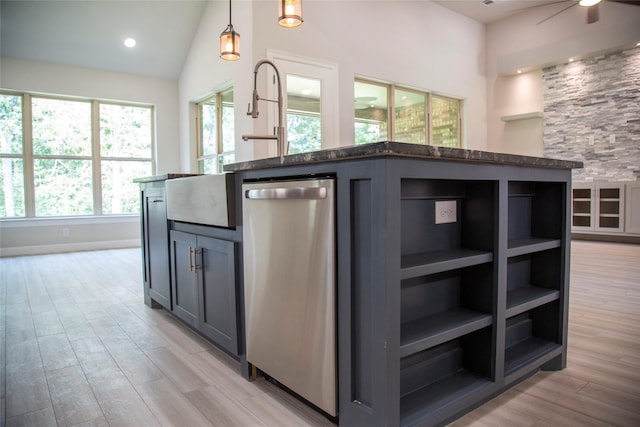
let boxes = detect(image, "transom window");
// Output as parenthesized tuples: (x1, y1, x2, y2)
(0, 91, 154, 218)
(354, 79, 462, 148)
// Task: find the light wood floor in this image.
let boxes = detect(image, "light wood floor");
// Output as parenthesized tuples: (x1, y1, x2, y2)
(1, 241, 639, 426)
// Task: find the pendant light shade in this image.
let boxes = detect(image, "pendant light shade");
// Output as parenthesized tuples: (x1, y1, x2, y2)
(278, 0, 303, 28)
(220, 0, 240, 60)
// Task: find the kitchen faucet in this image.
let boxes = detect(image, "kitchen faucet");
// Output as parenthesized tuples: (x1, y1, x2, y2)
(241, 59, 287, 158)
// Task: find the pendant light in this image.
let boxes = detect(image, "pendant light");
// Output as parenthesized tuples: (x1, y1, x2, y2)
(278, 0, 303, 28)
(220, 0, 240, 60)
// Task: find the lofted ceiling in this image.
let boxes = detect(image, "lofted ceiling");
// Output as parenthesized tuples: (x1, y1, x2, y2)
(434, 0, 564, 24)
(1, 1, 633, 81)
(0, 0, 207, 79)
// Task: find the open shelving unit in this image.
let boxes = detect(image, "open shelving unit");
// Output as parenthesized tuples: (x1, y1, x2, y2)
(399, 179, 496, 425)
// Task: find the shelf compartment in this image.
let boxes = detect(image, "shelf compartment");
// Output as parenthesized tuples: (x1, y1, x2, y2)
(401, 249, 492, 279)
(401, 179, 495, 277)
(504, 302, 560, 376)
(508, 181, 564, 250)
(401, 264, 493, 358)
(507, 250, 561, 318)
(400, 329, 492, 426)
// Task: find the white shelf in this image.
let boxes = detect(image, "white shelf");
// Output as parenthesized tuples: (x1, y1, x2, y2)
(501, 112, 543, 122)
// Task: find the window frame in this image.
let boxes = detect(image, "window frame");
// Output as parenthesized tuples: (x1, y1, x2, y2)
(354, 78, 463, 148)
(196, 86, 234, 174)
(0, 90, 155, 219)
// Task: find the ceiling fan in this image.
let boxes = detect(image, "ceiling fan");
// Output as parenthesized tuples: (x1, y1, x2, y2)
(537, 0, 640, 25)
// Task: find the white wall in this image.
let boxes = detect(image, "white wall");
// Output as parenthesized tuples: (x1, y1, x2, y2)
(486, 2, 640, 156)
(178, 0, 256, 171)
(0, 57, 181, 255)
(178, 0, 488, 168)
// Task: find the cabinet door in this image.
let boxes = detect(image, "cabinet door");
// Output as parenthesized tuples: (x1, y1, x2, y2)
(595, 184, 624, 233)
(198, 236, 238, 355)
(625, 182, 640, 234)
(144, 188, 171, 309)
(571, 184, 594, 231)
(170, 230, 199, 328)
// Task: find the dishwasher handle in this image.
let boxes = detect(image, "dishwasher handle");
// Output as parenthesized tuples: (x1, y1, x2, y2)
(245, 186, 327, 200)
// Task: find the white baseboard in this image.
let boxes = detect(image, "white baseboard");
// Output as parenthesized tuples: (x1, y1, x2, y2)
(0, 239, 141, 257)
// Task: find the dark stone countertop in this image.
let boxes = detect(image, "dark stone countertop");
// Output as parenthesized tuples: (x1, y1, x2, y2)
(224, 141, 583, 172)
(133, 173, 199, 183)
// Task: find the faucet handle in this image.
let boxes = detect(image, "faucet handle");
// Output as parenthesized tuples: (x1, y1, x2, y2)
(246, 103, 252, 116)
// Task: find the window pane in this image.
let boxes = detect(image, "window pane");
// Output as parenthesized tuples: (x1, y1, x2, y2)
(394, 89, 426, 145)
(354, 81, 388, 143)
(287, 114, 321, 154)
(354, 121, 383, 145)
(221, 90, 235, 153)
(102, 160, 152, 214)
(0, 158, 25, 217)
(432, 96, 460, 148)
(0, 94, 23, 154)
(198, 158, 217, 174)
(32, 98, 91, 156)
(287, 75, 321, 154)
(200, 101, 217, 156)
(100, 104, 152, 158)
(34, 158, 93, 216)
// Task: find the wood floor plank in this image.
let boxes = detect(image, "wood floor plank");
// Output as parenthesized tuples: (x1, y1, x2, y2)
(5, 406, 57, 427)
(134, 378, 213, 427)
(185, 385, 266, 427)
(38, 332, 79, 372)
(46, 365, 104, 426)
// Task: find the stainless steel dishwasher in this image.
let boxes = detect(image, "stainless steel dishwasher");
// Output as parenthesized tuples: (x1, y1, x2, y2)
(242, 178, 336, 416)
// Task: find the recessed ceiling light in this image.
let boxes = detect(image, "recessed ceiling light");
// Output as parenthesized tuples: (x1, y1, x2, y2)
(124, 38, 136, 48)
(517, 69, 522, 74)
(636, 42, 640, 47)
(569, 58, 574, 62)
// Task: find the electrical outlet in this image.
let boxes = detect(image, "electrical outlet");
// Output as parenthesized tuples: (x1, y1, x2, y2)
(588, 135, 595, 146)
(62, 227, 70, 237)
(609, 134, 616, 144)
(435, 200, 457, 224)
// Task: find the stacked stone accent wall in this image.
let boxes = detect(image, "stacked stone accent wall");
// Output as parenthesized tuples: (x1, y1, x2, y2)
(543, 48, 640, 182)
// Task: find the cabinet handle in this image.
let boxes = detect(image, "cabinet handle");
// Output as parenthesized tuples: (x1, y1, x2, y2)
(193, 248, 202, 271)
(189, 247, 195, 272)
(151, 199, 164, 203)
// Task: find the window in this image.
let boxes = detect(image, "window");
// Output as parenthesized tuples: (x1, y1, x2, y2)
(287, 75, 321, 154)
(197, 88, 234, 173)
(354, 79, 462, 147)
(354, 80, 388, 144)
(0, 91, 153, 219)
(431, 94, 461, 148)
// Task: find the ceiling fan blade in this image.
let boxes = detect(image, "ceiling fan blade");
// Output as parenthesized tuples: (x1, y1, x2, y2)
(537, 2, 578, 25)
(587, 3, 599, 23)
(607, 0, 640, 6)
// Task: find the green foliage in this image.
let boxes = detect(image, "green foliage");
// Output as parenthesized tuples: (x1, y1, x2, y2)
(287, 114, 321, 154)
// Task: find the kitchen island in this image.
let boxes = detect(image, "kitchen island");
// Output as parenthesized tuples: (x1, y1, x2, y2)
(225, 142, 582, 427)
(138, 142, 581, 427)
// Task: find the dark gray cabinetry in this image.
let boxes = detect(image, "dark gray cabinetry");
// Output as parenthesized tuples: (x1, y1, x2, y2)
(170, 230, 239, 355)
(140, 183, 171, 309)
(229, 147, 574, 427)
